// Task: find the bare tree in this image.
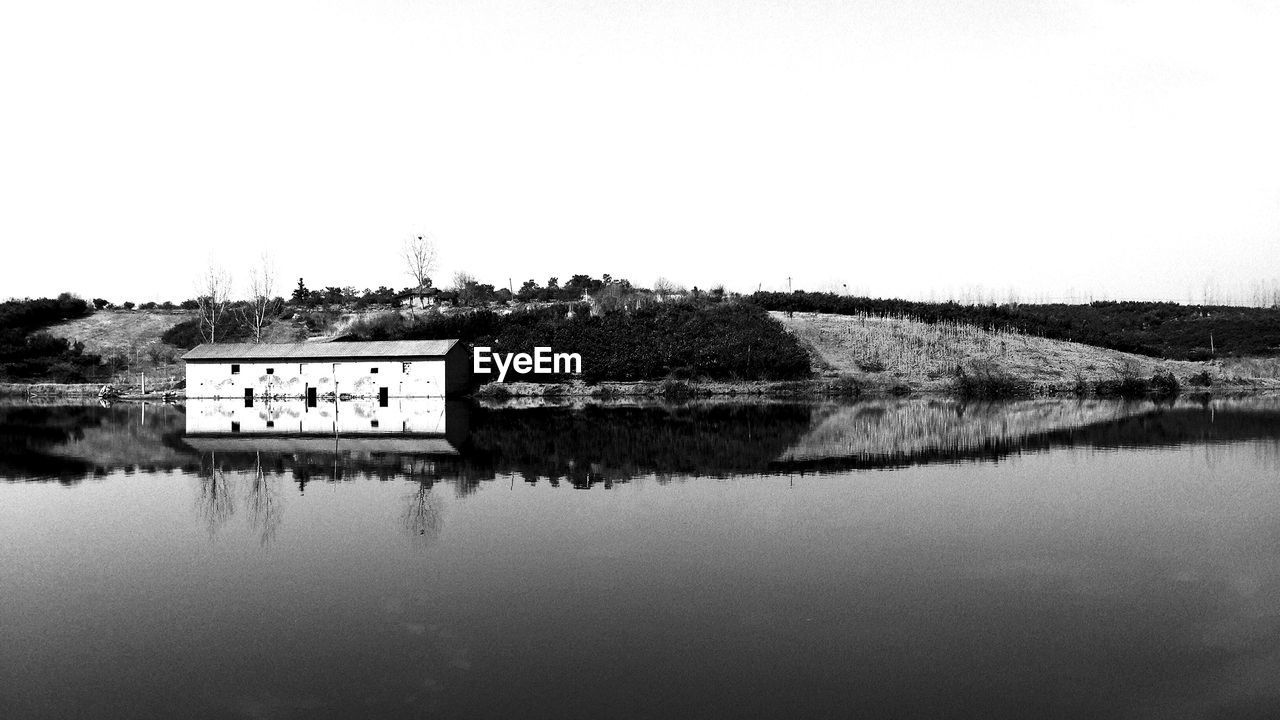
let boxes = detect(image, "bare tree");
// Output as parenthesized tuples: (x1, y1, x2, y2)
(652, 276, 686, 300)
(243, 254, 279, 343)
(402, 234, 438, 289)
(452, 271, 476, 305)
(195, 263, 233, 344)
(1201, 277, 1222, 306)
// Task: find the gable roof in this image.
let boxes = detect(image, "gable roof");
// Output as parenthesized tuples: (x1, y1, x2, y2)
(182, 340, 458, 362)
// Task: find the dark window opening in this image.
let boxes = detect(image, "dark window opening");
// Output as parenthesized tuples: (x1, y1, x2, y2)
(378, 387, 389, 407)
(370, 367, 379, 374)
(244, 388, 254, 407)
(370, 420, 379, 428)
(266, 420, 274, 429)
(266, 368, 274, 375)
(307, 387, 317, 407)
(231, 364, 240, 375)
(231, 421, 240, 433)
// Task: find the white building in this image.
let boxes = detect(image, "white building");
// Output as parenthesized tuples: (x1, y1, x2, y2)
(182, 340, 470, 401)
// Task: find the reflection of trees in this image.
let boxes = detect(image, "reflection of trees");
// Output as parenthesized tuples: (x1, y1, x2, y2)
(403, 481, 443, 546)
(246, 451, 283, 546)
(196, 451, 235, 536)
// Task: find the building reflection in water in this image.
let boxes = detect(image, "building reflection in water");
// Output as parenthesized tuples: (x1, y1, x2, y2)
(185, 396, 467, 442)
(184, 397, 467, 545)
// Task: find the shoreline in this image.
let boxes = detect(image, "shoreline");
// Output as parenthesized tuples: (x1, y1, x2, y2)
(6, 376, 1279, 403)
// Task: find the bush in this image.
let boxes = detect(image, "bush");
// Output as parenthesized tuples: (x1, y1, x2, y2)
(0, 295, 102, 381)
(147, 344, 178, 364)
(342, 301, 812, 383)
(953, 359, 1030, 398)
(122, 301, 136, 310)
(825, 374, 862, 396)
(1187, 371, 1212, 387)
(1095, 376, 1149, 398)
(161, 314, 254, 349)
(1149, 371, 1180, 398)
(93, 298, 110, 310)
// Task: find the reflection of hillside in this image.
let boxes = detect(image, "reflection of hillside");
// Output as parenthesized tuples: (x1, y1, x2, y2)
(7, 397, 1280, 486)
(0, 402, 196, 482)
(461, 403, 818, 484)
(772, 397, 1280, 473)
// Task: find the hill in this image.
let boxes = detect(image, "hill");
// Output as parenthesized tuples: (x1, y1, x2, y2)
(754, 291, 1280, 359)
(775, 311, 1280, 394)
(49, 309, 193, 357)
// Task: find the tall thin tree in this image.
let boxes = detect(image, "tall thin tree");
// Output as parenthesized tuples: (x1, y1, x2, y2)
(243, 254, 278, 343)
(196, 263, 233, 344)
(402, 234, 438, 290)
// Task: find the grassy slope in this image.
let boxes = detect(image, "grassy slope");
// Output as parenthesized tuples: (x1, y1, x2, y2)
(32, 307, 1280, 395)
(49, 310, 192, 355)
(774, 311, 1280, 392)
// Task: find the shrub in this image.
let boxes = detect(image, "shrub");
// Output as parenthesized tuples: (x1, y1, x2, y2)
(122, 302, 136, 310)
(953, 360, 1030, 398)
(341, 301, 812, 383)
(1095, 376, 1149, 398)
(1187, 370, 1212, 387)
(147, 344, 177, 364)
(1149, 371, 1180, 398)
(826, 374, 862, 396)
(93, 298, 110, 310)
(659, 378, 697, 399)
(0, 295, 102, 381)
(161, 314, 254, 349)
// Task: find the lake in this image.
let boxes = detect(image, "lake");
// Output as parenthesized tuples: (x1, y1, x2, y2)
(4, 396, 1280, 719)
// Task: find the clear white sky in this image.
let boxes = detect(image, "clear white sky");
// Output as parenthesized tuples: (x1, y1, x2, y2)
(2, 0, 1278, 303)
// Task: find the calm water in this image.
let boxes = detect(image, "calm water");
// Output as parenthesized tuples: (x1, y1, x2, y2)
(4, 397, 1280, 719)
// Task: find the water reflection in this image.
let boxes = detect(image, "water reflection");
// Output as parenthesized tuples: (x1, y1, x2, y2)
(186, 396, 461, 438)
(403, 480, 443, 546)
(4, 396, 1280, 488)
(246, 452, 284, 545)
(6, 396, 1280, 718)
(195, 454, 235, 536)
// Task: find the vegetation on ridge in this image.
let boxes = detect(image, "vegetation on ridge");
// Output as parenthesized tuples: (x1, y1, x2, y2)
(340, 301, 812, 383)
(752, 291, 1280, 360)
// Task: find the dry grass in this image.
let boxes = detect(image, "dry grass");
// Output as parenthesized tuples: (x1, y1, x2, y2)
(46, 309, 192, 386)
(48, 309, 191, 357)
(1221, 357, 1280, 380)
(773, 311, 1263, 391)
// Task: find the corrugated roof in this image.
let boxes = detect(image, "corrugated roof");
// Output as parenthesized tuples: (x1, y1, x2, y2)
(182, 339, 458, 361)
